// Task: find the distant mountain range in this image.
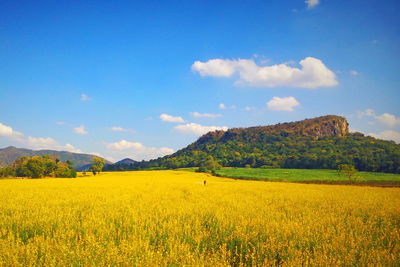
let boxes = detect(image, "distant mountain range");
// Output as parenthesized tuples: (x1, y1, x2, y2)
(114, 158, 137, 165)
(104, 115, 400, 173)
(0, 146, 111, 170)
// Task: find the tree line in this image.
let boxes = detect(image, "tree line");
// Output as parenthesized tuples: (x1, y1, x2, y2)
(0, 155, 76, 178)
(103, 133, 400, 174)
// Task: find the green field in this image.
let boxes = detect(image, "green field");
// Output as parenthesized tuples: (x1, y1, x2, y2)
(183, 168, 400, 186)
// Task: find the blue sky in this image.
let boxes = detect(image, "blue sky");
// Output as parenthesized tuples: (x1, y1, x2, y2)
(1, 0, 399, 162)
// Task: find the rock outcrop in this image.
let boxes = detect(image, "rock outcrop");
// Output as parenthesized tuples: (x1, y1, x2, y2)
(197, 115, 349, 144)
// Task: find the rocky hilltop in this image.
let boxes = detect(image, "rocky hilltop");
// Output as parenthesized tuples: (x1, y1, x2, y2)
(198, 115, 349, 145)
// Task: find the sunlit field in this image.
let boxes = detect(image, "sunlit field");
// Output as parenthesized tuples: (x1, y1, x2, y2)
(0, 171, 399, 266)
(210, 167, 400, 186)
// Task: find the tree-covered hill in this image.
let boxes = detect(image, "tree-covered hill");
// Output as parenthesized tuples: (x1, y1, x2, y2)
(0, 146, 111, 170)
(104, 115, 400, 173)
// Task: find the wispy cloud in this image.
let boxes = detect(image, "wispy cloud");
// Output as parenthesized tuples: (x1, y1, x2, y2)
(190, 112, 222, 118)
(108, 126, 135, 134)
(357, 109, 400, 127)
(105, 139, 174, 160)
(80, 94, 90, 101)
(73, 125, 88, 135)
(26, 137, 82, 153)
(305, 0, 319, 9)
(349, 70, 359, 76)
(160, 113, 185, 123)
(110, 127, 125, 132)
(64, 143, 83, 153)
(244, 106, 256, 111)
(192, 57, 337, 89)
(219, 103, 236, 110)
(368, 130, 400, 143)
(106, 140, 144, 150)
(26, 136, 59, 149)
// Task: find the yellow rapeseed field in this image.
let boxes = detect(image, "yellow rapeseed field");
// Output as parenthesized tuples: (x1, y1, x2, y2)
(0, 171, 399, 266)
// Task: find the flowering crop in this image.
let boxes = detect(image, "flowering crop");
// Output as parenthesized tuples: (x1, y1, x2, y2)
(0, 171, 399, 266)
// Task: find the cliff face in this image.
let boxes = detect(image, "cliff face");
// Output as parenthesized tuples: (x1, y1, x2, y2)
(294, 116, 349, 139)
(197, 115, 349, 144)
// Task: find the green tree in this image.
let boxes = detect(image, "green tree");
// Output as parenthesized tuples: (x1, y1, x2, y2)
(55, 162, 77, 178)
(25, 156, 46, 178)
(42, 155, 57, 176)
(337, 164, 357, 182)
(11, 155, 77, 178)
(14, 156, 30, 177)
(90, 157, 106, 175)
(197, 156, 222, 174)
(0, 166, 16, 177)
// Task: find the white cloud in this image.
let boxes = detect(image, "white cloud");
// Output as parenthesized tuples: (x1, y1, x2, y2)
(0, 123, 13, 136)
(80, 94, 90, 101)
(349, 70, 359, 76)
(357, 109, 400, 127)
(56, 121, 65, 125)
(106, 140, 144, 150)
(64, 143, 83, 153)
(73, 125, 88, 135)
(357, 109, 375, 118)
(109, 126, 135, 134)
(219, 103, 236, 110)
(375, 113, 400, 127)
(192, 59, 237, 77)
(26, 137, 83, 153)
(110, 127, 125, 132)
(0, 122, 22, 137)
(0, 122, 85, 153)
(174, 123, 228, 136)
(190, 112, 222, 118)
(192, 57, 337, 89)
(305, 0, 319, 9)
(26, 136, 59, 150)
(105, 140, 174, 160)
(368, 130, 400, 143)
(267, 96, 300, 112)
(160, 113, 185, 123)
(244, 106, 255, 111)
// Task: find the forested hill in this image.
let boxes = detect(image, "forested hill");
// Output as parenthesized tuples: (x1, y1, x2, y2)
(0, 146, 110, 170)
(104, 115, 400, 173)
